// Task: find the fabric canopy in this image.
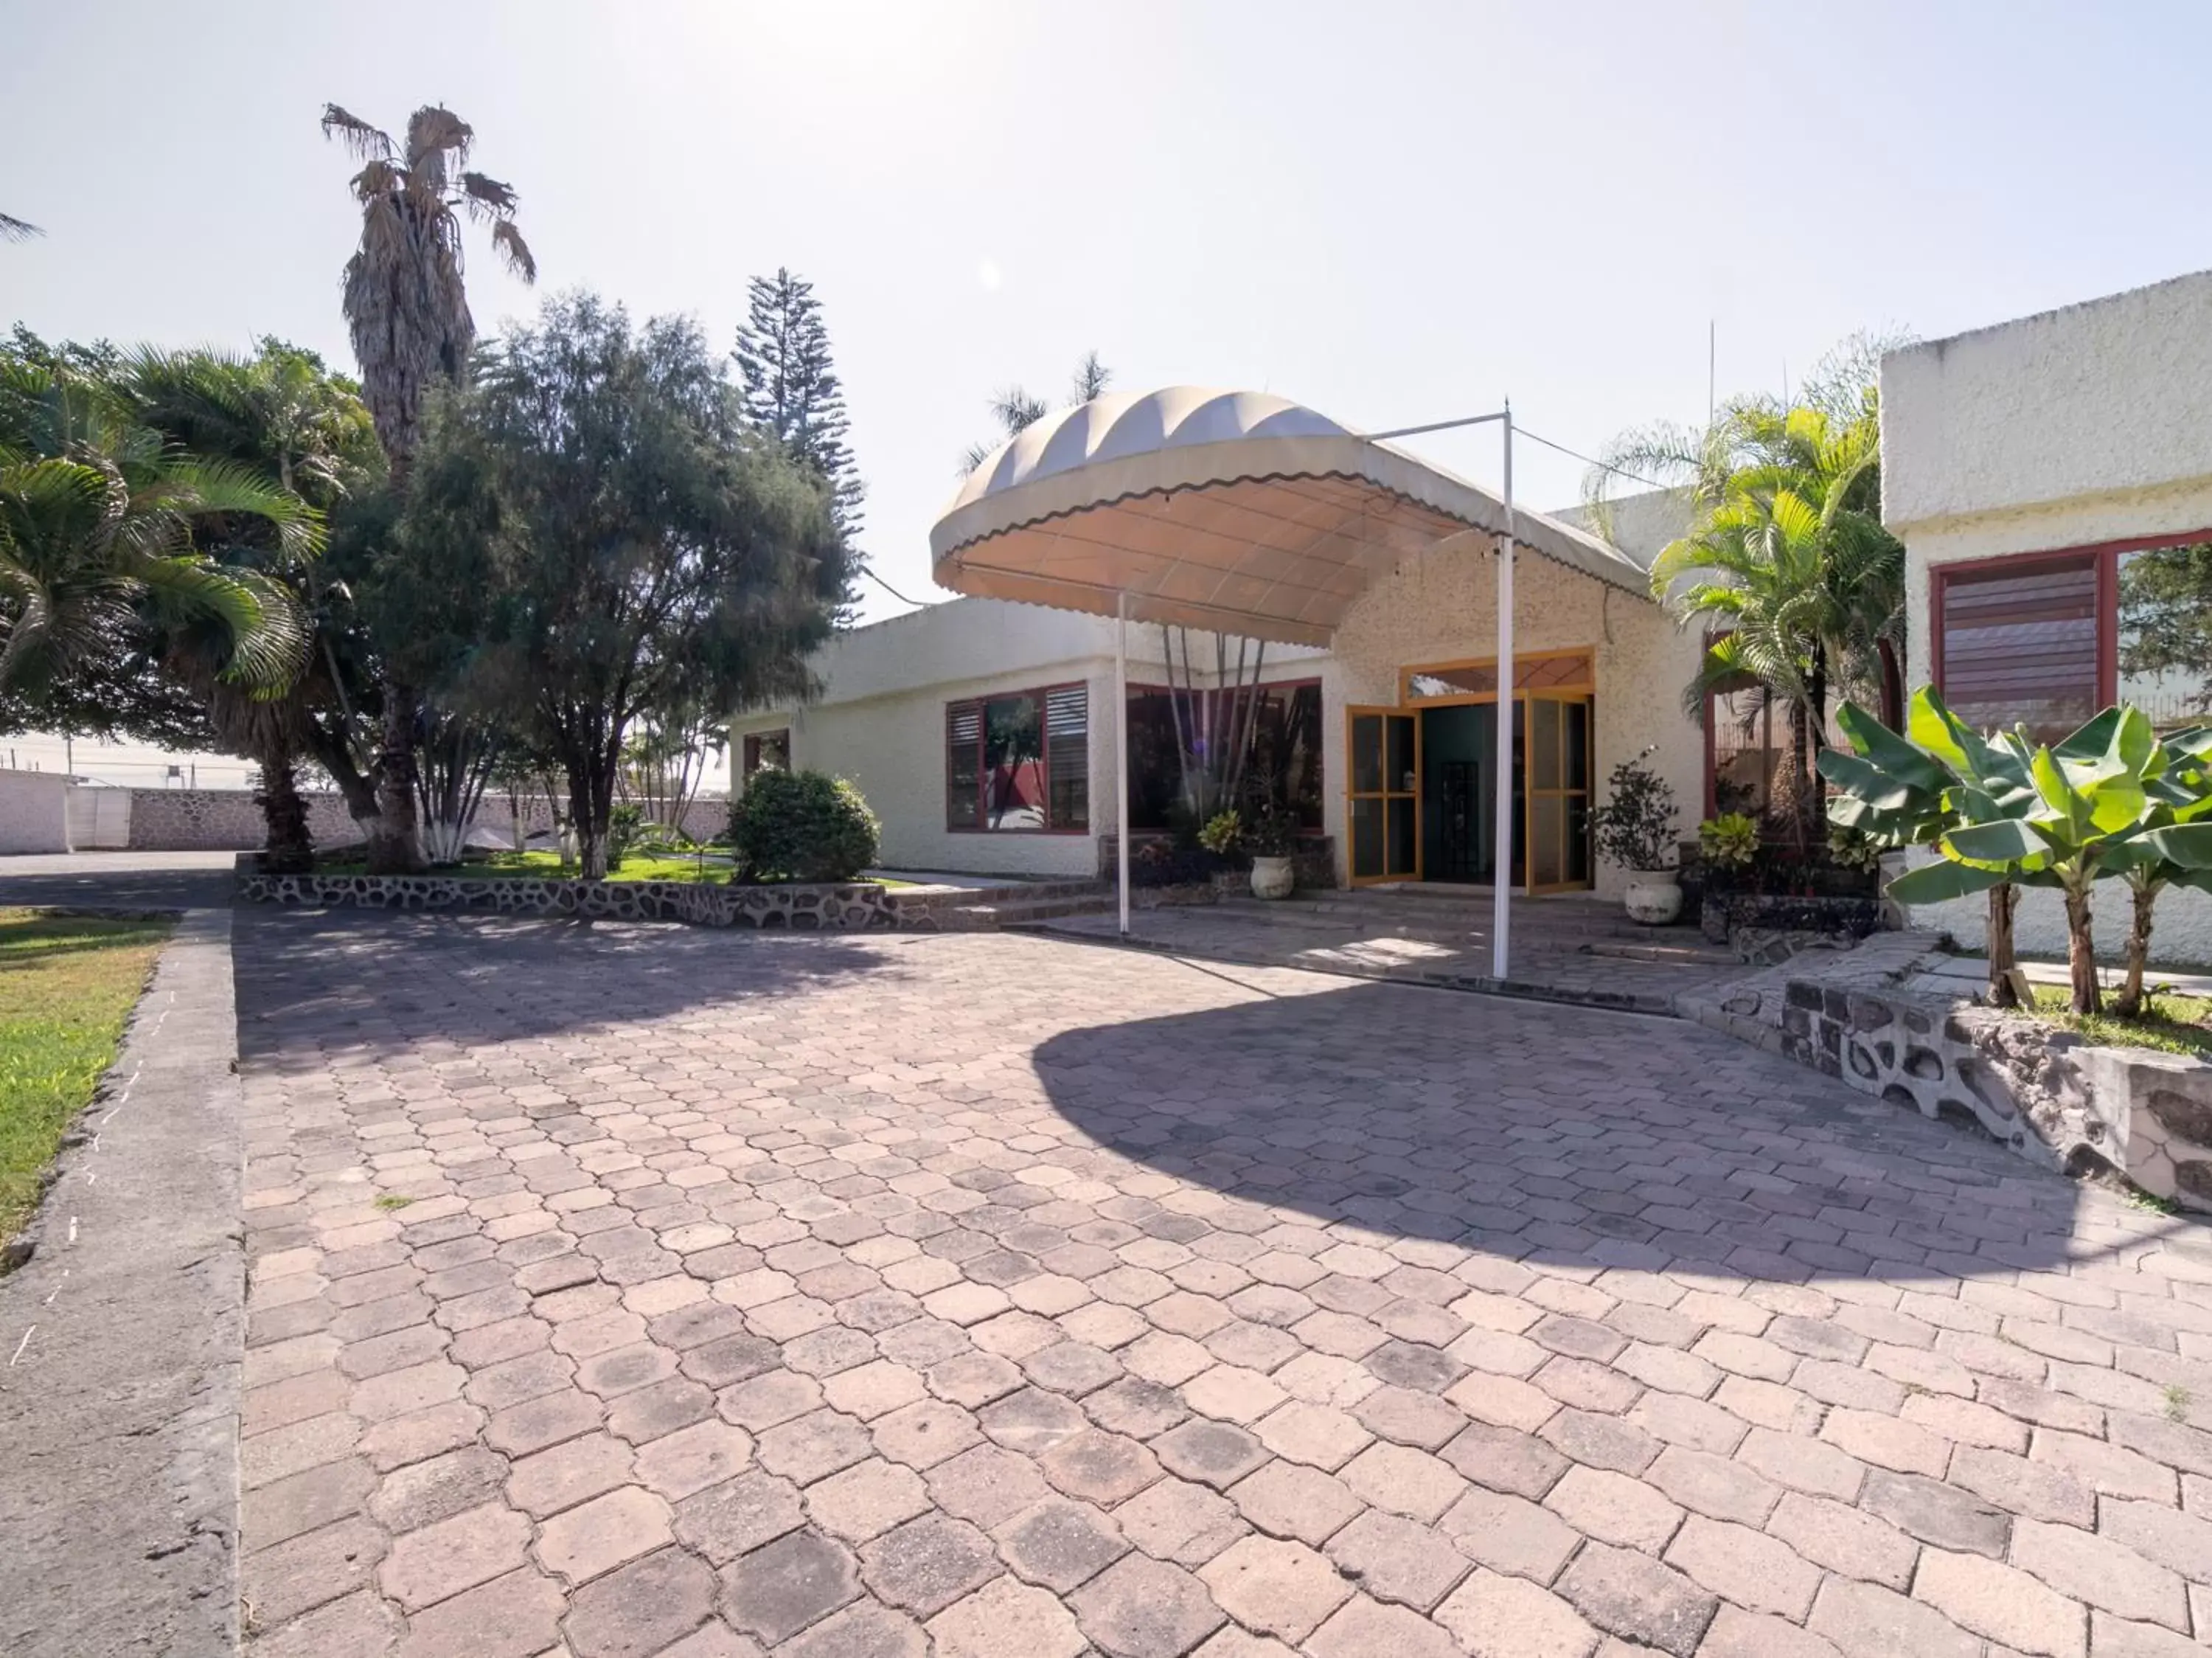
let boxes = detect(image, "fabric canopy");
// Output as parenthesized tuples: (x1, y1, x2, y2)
(931, 386, 1646, 646)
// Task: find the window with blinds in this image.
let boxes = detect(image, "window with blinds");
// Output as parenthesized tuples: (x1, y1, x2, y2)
(1937, 555, 2101, 739)
(945, 684, 1088, 831)
(945, 703, 981, 829)
(1046, 687, 1089, 830)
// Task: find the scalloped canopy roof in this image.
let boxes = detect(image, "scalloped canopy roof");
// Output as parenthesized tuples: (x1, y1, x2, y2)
(932, 386, 1648, 646)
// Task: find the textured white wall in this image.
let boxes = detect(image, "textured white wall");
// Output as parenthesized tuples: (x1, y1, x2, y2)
(0, 770, 72, 854)
(1325, 533, 1705, 894)
(1882, 270, 2212, 962)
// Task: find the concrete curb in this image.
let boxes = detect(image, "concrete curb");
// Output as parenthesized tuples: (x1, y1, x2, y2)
(0, 909, 245, 1657)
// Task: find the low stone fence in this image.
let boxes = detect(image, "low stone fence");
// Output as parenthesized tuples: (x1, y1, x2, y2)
(237, 867, 902, 929)
(1680, 932, 2212, 1212)
(232, 863, 1106, 934)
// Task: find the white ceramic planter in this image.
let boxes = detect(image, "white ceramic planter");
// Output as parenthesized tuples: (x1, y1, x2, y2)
(1624, 872, 1683, 926)
(1250, 856, 1296, 901)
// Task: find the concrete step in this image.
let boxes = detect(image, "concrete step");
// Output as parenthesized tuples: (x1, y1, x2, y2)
(937, 892, 1113, 931)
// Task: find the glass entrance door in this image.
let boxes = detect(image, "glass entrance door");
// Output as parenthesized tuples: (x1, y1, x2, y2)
(1525, 693, 1593, 892)
(1346, 707, 1419, 884)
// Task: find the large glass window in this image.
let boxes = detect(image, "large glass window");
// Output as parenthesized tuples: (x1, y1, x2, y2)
(2118, 541, 2212, 727)
(945, 685, 1087, 831)
(1124, 681, 1323, 833)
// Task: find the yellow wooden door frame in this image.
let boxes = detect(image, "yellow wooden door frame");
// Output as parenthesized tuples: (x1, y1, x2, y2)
(1523, 691, 1593, 894)
(1344, 704, 1420, 886)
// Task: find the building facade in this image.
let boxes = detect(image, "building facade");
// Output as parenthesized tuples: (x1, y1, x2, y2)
(731, 485, 1713, 894)
(1883, 268, 2212, 960)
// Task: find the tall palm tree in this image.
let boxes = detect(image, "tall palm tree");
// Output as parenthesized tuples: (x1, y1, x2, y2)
(322, 102, 535, 870)
(321, 105, 535, 468)
(1614, 396, 1901, 842)
(1, 215, 43, 242)
(126, 345, 383, 869)
(0, 361, 318, 713)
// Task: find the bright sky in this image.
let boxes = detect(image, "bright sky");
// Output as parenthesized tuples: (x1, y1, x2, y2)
(6, 0, 2212, 774)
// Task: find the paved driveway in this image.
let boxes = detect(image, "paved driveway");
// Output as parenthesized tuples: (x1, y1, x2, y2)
(233, 911, 2212, 1658)
(0, 848, 238, 909)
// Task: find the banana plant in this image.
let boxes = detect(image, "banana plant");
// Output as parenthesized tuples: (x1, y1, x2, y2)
(1817, 687, 2020, 1004)
(1822, 690, 2212, 1014)
(2098, 723, 2212, 1016)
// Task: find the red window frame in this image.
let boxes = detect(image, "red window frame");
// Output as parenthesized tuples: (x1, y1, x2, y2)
(1123, 676, 1328, 836)
(945, 681, 1088, 834)
(1931, 544, 2114, 718)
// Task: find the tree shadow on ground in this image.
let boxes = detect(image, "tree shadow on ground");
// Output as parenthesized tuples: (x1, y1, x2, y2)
(1032, 957, 2204, 1284)
(231, 903, 912, 1062)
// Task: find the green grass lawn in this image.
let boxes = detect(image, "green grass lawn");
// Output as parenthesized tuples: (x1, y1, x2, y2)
(2031, 983, 2212, 1058)
(0, 909, 172, 1243)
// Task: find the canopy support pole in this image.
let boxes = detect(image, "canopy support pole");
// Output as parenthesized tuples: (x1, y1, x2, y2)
(1116, 591, 1130, 937)
(1492, 403, 1514, 982)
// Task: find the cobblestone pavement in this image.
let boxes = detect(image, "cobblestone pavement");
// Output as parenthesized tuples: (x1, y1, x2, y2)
(232, 910, 2212, 1658)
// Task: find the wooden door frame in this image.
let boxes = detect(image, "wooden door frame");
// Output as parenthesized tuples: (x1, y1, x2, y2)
(1343, 704, 1421, 887)
(1523, 691, 1594, 895)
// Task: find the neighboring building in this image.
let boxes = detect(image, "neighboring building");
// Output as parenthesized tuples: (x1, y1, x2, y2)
(1883, 268, 2212, 960)
(734, 389, 1712, 893)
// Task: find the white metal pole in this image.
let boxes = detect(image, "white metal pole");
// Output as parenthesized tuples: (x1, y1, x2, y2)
(1492, 403, 1515, 981)
(1116, 592, 1131, 937)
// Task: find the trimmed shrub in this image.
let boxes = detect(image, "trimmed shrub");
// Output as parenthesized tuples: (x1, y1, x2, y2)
(728, 770, 880, 884)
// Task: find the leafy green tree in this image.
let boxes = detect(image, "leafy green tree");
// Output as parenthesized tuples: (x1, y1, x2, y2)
(322, 101, 537, 871)
(734, 269, 865, 616)
(399, 294, 847, 878)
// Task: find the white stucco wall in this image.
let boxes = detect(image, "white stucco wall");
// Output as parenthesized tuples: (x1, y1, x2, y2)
(0, 769, 72, 854)
(1882, 268, 2212, 962)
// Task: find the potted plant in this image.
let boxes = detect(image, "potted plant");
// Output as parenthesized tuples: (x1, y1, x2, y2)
(1200, 796, 1300, 900)
(1589, 750, 1683, 924)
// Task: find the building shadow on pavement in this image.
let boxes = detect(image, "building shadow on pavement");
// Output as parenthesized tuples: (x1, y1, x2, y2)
(1032, 962, 2200, 1286)
(230, 904, 912, 1061)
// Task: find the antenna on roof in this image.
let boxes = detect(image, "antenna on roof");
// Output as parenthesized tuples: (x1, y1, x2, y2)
(1707, 319, 1715, 427)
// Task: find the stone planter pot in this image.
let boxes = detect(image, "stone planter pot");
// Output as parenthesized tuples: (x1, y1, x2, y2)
(1624, 870, 1683, 926)
(1249, 856, 1296, 901)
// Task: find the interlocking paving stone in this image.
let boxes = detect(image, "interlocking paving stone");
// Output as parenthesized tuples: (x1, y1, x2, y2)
(226, 918, 2212, 1657)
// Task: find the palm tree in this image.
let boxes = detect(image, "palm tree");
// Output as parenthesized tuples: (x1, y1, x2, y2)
(1, 215, 43, 242)
(1595, 346, 1904, 843)
(321, 105, 535, 469)
(960, 353, 1110, 474)
(0, 361, 318, 715)
(322, 102, 535, 871)
(125, 345, 383, 869)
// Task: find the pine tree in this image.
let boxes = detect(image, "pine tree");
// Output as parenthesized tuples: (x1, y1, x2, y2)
(734, 270, 866, 617)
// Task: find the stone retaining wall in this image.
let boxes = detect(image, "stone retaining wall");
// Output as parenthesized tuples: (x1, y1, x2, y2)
(237, 869, 904, 929)
(1680, 932, 2212, 1212)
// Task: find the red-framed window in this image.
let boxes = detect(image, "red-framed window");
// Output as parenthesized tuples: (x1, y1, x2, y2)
(1933, 532, 2212, 740)
(945, 683, 1088, 833)
(1123, 679, 1325, 833)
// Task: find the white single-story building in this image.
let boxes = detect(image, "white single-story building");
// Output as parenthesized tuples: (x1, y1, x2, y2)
(1884, 268, 2212, 962)
(733, 388, 1724, 898)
